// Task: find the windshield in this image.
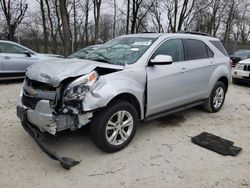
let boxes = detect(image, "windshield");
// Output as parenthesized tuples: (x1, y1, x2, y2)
(234, 50, 250, 56)
(67, 45, 99, 59)
(85, 37, 155, 65)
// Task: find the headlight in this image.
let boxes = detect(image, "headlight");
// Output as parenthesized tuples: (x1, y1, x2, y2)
(63, 71, 98, 101)
(235, 63, 244, 70)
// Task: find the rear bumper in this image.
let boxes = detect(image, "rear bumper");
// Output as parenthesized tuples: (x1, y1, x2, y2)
(17, 107, 80, 170)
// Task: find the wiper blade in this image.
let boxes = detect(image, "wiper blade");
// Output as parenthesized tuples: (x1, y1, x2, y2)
(90, 58, 111, 64)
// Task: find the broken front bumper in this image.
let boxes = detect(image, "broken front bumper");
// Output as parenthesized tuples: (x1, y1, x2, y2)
(17, 100, 56, 134)
(17, 105, 80, 170)
(18, 98, 92, 135)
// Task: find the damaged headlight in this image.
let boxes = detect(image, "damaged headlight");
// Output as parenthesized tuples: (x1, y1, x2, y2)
(63, 71, 98, 101)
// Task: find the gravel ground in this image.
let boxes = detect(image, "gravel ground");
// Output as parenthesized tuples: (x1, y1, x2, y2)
(0, 80, 250, 188)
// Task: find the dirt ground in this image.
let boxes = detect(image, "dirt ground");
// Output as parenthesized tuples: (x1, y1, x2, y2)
(0, 79, 250, 188)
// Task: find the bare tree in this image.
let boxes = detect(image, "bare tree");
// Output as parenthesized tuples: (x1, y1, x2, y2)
(223, 0, 238, 42)
(126, 0, 130, 34)
(164, 0, 196, 33)
(93, 0, 102, 43)
(112, 0, 117, 38)
(0, 0, 28, 41)
(130, 0, 142, 34)
(150, 0, 163, 33)
(38, 0, 48, 52)
(59, 0, 71, 55)
(84, 0, 90, 46)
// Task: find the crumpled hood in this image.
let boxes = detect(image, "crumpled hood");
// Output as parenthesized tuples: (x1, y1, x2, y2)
(26, 58, 124, 87)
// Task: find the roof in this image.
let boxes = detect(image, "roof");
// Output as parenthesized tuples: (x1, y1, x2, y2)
(119, 33, 219, 41)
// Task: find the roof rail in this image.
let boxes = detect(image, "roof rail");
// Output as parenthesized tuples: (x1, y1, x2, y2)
(177, 30, 210, 36)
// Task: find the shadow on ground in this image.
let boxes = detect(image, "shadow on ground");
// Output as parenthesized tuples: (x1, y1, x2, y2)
(0, 78, 24, 85)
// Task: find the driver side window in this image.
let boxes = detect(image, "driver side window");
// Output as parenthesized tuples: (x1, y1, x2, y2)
(151, 39, 184, 62)
(0, 42, 27, 54)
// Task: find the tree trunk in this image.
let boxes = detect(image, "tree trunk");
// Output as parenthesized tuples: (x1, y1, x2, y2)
(40, 0, 48, 53)
(73, 0, 77, 51)
(59, 0, 71, 55)
(93, 0, 102, 44)
(126, 0, 130, 34)
(84, 0, 90, 46)
(112, 0, 117, 38)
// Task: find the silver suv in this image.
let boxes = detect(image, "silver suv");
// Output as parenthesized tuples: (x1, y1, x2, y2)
(17, 32, 230, 156)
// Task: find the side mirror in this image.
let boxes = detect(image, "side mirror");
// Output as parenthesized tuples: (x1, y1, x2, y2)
(24, 51, 31, 57)
(150, 55, 173, 65)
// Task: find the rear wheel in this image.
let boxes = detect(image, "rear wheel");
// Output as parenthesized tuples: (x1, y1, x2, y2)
(203, 81, 226, 113)
(90, 100, 138, 153)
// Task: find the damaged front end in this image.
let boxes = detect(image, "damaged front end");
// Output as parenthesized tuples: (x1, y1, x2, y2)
(17, 71, 103, 169)
(19, 71, 98, 135)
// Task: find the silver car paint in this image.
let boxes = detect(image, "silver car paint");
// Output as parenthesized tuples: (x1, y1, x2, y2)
(0, 40, 62, 73)
(22, 33, 230, 130)
(82, 67, 146, 119)
(26, 58, 124, 87)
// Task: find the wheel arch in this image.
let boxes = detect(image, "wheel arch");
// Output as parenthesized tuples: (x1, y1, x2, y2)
(107, 93, 142, 120)
(217, 76, 229, 92)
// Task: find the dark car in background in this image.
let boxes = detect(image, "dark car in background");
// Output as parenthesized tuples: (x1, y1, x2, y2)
(67, 45, 101, 59)
(230, 49, 250, 67)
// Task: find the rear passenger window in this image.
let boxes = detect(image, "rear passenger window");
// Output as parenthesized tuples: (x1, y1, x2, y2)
(185, 39, 212, 60)
(207, 46, 214, 58)
(209, 40, 229, 56)
(151, 39, 184, 62)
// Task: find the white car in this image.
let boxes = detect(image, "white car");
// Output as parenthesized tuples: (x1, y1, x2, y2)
(0, 40, 63, 78)
(232, 59, 250, 84)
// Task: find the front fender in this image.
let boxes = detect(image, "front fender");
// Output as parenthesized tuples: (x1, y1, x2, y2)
(82, 68, 146, 119)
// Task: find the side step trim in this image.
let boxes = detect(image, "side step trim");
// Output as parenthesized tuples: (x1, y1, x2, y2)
(145, 100, 205, 121)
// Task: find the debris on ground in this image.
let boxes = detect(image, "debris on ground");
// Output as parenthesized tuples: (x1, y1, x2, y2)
(191, 132, 242, 156)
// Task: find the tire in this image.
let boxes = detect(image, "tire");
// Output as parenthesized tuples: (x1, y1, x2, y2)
(90, 100, 138, 153)
(203, 81, 226, 113)
(232, 78, 239, 85)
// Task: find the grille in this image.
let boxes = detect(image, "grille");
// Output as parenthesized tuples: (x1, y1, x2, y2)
(22, 95, 41, 109)
(26, 77, 55, 91)
(243, 65, 250, 71)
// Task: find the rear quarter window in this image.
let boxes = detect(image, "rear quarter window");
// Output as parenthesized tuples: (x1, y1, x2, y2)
(185, 39, 212, 60)
(209, 40, 228, 56)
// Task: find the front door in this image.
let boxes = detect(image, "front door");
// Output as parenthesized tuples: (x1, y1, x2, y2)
(146, 39, 191, 117)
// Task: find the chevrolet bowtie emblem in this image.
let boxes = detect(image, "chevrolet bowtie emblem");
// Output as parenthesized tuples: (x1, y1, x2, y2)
(27, 88, 38, 96)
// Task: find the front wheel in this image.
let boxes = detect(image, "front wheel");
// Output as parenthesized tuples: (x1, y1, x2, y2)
(203, 81, 226, 113)
(90, 100, 138, 153)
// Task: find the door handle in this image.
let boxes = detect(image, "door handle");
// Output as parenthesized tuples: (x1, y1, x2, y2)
(180, 67, 187, 73)
(3, 56, 10, 60)
(209, 61, 215, 66)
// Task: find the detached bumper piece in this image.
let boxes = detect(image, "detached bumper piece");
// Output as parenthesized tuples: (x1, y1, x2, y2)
(191, 132, 242, 156)
(18, 108, 80, 170)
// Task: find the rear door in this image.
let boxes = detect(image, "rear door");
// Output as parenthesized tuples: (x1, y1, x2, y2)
(184, 39, 215, 100)
(146, 39, 191, 117)
(0, 42, 38, 74)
